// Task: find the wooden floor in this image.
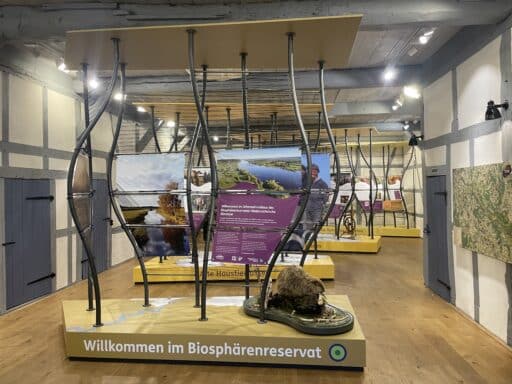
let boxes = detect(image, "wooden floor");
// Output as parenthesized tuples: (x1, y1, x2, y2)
(1, 237, 511, 383)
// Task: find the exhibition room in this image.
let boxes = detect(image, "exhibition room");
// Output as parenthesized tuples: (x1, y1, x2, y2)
(0, 1, 511, 382)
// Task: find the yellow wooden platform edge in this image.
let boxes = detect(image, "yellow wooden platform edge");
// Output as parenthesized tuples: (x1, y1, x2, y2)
(133, 255, 335, 283)
(62, 295, 365, 368)
(316, 235, 381, 253)
(322, 225, 421, 238)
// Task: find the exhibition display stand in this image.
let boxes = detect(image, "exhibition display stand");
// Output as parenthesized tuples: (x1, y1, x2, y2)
(64, 15, 366, 368)
(315, 128, 382, 253)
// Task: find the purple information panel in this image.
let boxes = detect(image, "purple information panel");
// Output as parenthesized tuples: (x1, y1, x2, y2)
(213, 194, 299, 264)
(361, 200, 383, 212)
(329, 204, 345, 218)
(191, 212, 205, 232)
(213, 147, 302, 264)
(212, 230, 283, 264)
(217, 194, 300, 228)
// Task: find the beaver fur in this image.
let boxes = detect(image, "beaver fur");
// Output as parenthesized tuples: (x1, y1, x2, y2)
(268, 265, 326, 315)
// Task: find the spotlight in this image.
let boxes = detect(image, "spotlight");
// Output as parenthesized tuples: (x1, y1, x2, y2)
(419, 35, 429, 45)
(57, 59, 69, 73)
(88, 78, 99, 89)
(383, 68, 397, 82)
(485, 100, 509, 120)
(114, 93, 126, 101)
(213, 135, 219, 142)
(136, 106, 146, 113)
(166, 120, 176, 128)
(403, 122, 410, 130)
(408, 133, 424, 146)
(392, 105, 399, 111)
(404, 85, 421, 99)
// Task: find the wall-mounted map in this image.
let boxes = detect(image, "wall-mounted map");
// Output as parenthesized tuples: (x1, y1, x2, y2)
(453, 162, 512, 264)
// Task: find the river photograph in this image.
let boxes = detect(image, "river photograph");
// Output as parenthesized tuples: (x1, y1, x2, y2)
(216, 147, 301, 191)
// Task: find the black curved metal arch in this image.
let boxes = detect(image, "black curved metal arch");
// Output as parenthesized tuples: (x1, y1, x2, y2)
(335, 130, 366, 238)
(187, 30, 219, 321)
(185, 65, 208, 308)
(299, 61, 341, 267)
(67, 38, 120, 327)
(356, 132, 378, 239)
(150, 105, 162, 153)
(258, 32, 312, 323)
(314, 111, 322, 151)
(106, 64, 152, 308)
(401, 146, 415, 229)
(81, 63, 94, 312)
(169, 112, 180, 153)
(225, 107, 232, 149)
(384, 144, 398, 227)
(241, 52, 250, 149)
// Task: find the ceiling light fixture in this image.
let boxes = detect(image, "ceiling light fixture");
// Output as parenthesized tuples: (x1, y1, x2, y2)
(57, 58, 69, 73)
(392, 105, 399, 111)
(419, 35, 429, 45)
(88, 78, 99, 89)
(113, 92, 126, 101)
(166, 120, 176, 128)
(213, 135, 219, 142)
(485, 100, 509, 120)
(404, 85, 421, 99)
(407, 47, 419, 57)
(424, 30, 435, 37)
(383, 68, 397, 82)
(396, 99, 403, 107)
(403, 121, 410, 130)
(136, 106, 146, 113)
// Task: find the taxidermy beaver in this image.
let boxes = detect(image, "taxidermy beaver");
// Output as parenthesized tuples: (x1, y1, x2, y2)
(268, 265, 326, 315)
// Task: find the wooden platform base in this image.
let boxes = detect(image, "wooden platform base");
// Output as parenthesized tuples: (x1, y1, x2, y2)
(359, 226, 421, 238)
(133, 254, 335, 283)
(322, 225, 421, 238)
(316, 234, 381, 253)
(62, 296, 365, 368)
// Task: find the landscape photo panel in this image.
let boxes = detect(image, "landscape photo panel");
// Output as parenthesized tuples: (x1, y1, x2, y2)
(453, 162, 511, 264)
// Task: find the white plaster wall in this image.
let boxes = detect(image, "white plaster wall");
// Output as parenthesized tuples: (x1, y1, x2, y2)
(55, 179, 68, 230)
(453, 245, 475, 319)
(416, 217, 423, 233)
(47, 90, 76, 150)
(49, 158, 70, 171)
(402, 169, 415, 188)
(424, 146, 446, 167)
(92, 157, 106, 174)
(55, 236, 68, 290)
(111, 232, 134, 266)
(71, 234, 77, 283)
(414, 192, 423, 215)
(8, 153, 43, 169)
(424, 71, 453, 139)
(450, 140, 470, 169)
(8, 75, 43, 146)
(474, 131, 502, 166)
(502, 120, 512, 162)
(457, 37, 501, 129)
(478, 254, 509, 341)
(91, 113, 113, 152)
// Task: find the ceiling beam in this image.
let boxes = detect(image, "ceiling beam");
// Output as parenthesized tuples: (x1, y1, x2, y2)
(114, 66, 422, 97)
(330, 100, 422, 116)
(1, 1, 511, 41)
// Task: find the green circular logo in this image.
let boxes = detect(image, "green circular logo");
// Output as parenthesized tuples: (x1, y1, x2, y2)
(329, 344, 347, 362)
